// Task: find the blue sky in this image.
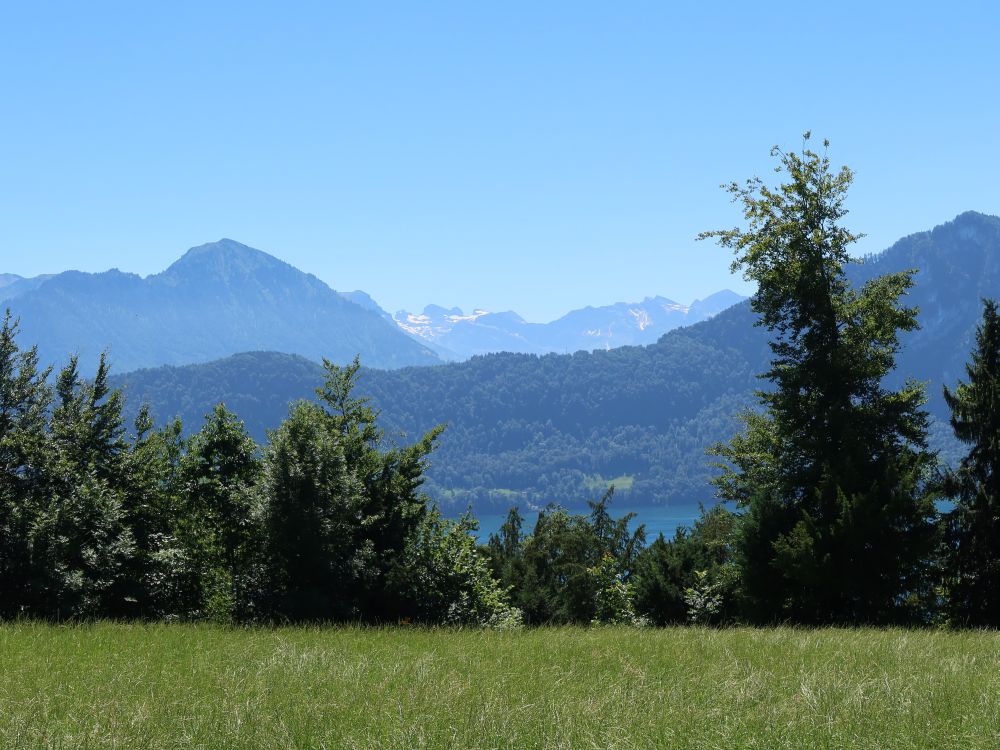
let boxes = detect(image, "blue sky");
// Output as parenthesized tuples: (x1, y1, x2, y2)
(1, 1, 998, 322)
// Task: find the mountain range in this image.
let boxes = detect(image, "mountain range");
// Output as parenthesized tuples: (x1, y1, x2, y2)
(387, 290, 745, 360)
(0, 240, 440, 373)
(1, 241, 745, 372)
(109, 211, 1000, 511)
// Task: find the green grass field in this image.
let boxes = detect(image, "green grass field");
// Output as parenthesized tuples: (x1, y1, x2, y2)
(1, 624, 998, 749)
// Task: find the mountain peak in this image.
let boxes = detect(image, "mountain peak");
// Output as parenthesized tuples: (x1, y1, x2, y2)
(156, 239, 299, 285)
(173, 238, 284, 265)
(424, 304, 465, 317)
(952, 210, 997, 224)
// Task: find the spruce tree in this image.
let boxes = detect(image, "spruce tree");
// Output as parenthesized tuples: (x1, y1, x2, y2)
(700, 135, 937, 624)
(33, 354, 135, 618)
(941, 299, 1000, 625)
(0, 311, 51, 616)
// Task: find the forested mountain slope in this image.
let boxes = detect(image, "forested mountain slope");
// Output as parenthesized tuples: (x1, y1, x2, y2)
(3, 239, 440, 372)
(114, 212, 1000, 509)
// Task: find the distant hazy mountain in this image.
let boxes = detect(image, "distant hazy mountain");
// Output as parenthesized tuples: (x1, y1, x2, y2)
(0, 274, 54, 302)
(113, 212, 1000, 512)
(339, 290, 394, 320)
(390, 289, 747, 359)
(2, 239, 440, 373)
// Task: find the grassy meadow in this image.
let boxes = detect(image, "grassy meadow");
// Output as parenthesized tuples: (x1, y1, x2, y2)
(1, 623, 998, 749)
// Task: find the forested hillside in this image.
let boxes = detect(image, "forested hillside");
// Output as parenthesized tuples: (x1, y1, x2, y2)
(115, 212, 1000, 509)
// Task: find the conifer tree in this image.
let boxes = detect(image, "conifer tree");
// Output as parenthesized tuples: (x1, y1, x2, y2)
(33, 354, 134, 618)
(179, 404, 262, 621)
(121, 407, 187, 617)
(263, 401, 362, 620)
(0, 311, 51, 616)
(941, 299, 1000, 625)
(701, 135, 937, 624)
(315, 356, 442, 618)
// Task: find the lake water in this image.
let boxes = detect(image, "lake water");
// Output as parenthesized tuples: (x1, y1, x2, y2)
(459, 500, 956, 542)
(450, 502, 715, 542)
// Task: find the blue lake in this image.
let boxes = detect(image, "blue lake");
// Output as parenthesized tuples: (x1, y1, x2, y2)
(451, 499, 955, 542)
(449, 502, 717, 542)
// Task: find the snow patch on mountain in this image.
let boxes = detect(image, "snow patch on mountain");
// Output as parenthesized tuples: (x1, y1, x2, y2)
(387, 291, 747, 359)
(629, 308, 652, 331)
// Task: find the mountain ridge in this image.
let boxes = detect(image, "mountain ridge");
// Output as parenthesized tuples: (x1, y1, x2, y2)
(387, 288, 748, 359)
(2, 239, 440, 373)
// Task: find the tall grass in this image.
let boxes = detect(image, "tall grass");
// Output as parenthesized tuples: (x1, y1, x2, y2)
(1, 623, 998, 748)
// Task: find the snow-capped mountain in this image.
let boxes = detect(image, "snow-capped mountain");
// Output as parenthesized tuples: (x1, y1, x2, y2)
(381, 290, 747, 359)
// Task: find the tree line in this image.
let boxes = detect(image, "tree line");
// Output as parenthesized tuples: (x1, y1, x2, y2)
(0, 329, 521, 626)
(3, 137, 1000, 628)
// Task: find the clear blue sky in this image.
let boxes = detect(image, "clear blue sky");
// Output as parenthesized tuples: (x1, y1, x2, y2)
(1, 1, 998, 322)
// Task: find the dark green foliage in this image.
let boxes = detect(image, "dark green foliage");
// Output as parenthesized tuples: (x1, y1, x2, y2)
(941, 299, 1000, 626)
(0, 312, 514, 625)
(259, 358, 510, 624)
(487, 489, 645, 624)
(312, 356, 446, 620)
(633, 504, 738, 625)
(178, 404, 262, 621)
(32, 354, 135, 618)
(263, 401, 361, 620)
(0, 311, 51, 616)
(394, 510, 522, 627)
(124, 410, 192, 618)
(702, 136, 938, 624)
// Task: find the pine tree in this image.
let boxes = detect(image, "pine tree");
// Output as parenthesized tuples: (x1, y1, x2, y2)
(941, 299, 1000, 625)
(700, 135, 937, 624)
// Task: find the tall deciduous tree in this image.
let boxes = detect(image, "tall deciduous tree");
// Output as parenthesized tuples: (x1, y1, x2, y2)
(700, 135, 937, 624)
(941, 299, 1000, 625)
